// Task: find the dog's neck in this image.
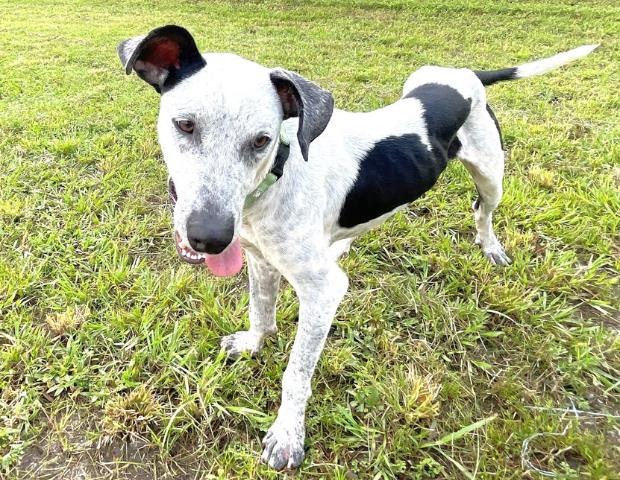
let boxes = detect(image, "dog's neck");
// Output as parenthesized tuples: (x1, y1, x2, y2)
(244, 125, 291, 208)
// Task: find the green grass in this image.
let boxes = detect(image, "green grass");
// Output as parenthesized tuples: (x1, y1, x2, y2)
(1, 0, 619, 478)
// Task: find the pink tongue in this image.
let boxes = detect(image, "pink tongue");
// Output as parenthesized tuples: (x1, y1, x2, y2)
(204, 238, 243, 277)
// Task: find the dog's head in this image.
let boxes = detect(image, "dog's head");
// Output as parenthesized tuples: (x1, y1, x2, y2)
(117, 25, 333, 275)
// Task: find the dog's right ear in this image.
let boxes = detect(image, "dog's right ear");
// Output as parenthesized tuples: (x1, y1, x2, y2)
(117, 25, 205, 93)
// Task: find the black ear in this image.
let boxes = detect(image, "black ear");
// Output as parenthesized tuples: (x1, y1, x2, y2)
(270, 69, 334, 161)
(117, 25, 206, 93)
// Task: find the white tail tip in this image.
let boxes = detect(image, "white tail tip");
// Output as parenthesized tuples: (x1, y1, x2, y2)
(516, 44, 600, 79)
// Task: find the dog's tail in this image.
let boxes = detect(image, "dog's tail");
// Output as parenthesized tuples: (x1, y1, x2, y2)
(474, 44, 599, 86)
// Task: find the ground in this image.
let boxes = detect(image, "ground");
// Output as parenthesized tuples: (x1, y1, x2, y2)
(0, 0, 619, 478)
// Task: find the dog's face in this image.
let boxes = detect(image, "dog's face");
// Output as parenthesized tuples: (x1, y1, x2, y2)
(157, 58, 283, 274)
(117, 26, 334, 276)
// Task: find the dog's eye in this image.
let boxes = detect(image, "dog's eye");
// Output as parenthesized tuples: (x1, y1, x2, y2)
(175, 120, 194, 134)
(253, 135, 270, 149)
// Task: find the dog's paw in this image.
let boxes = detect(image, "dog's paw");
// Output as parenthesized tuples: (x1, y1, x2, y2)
(476, 236, 512, 266)
(482, 243, 512, 267)
(261, 413, 305, 470)
(484, 247, 512, 266)
(220, 330, 264, 357)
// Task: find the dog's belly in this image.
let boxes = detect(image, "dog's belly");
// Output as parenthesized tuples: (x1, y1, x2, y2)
(337, 133, 449, 229)
(332, 205, 406, 241)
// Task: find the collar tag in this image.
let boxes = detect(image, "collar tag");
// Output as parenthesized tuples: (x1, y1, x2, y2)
(279, 125, 290, 146)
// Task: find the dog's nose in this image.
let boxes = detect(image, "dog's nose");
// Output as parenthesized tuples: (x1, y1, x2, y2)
(186, 211, 234, 254)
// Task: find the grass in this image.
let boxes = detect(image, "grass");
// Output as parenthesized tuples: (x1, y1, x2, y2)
(0, 0, 619, 478)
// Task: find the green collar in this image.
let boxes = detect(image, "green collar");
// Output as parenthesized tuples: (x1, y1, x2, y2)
(244, 126, 291, 209)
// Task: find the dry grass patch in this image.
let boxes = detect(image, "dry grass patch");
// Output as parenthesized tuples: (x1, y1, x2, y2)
(45, 306, 90, 336)
(528, 166, 556, 189)
(102, 387, 162, 441)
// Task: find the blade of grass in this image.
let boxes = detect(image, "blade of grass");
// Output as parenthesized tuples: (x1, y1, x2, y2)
(421, 414, 497, 448)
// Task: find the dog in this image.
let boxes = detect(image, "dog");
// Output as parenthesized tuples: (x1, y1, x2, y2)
(116, 25, 597, 470)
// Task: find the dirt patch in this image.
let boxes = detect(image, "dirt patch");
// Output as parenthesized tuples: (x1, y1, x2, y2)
(576, 300, 619, 332)
(13, 412, 194, 480)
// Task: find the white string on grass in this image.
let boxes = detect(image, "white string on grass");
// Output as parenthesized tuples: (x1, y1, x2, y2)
(521, 399, 619, 477)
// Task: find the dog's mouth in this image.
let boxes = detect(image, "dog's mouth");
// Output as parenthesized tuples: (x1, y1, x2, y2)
(175, 231, 208, 265)
(169, 179, 244, 276)
(174, 231, 244, 276)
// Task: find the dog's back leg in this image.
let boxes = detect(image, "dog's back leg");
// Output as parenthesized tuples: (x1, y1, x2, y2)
(457, 102, 512, 266)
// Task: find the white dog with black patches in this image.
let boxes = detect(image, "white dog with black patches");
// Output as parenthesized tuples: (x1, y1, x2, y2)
(117, 25, 597, 470)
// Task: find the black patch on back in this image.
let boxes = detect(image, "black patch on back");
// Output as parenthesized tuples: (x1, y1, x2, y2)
(485, 104, 504, 149)
(404, 83, 471, 159)
(338, 84, 472, 229)
(338, 134, 446, 228)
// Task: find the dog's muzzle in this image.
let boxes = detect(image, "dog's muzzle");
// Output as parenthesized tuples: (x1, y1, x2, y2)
(166, 178, 243, 276)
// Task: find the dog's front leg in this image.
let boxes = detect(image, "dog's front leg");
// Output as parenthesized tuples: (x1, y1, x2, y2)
(261, 263, 349, 470)
(221, 250, 281, 357)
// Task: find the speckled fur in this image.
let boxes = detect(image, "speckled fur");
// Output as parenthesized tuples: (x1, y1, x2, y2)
(118, 30, 597, 469)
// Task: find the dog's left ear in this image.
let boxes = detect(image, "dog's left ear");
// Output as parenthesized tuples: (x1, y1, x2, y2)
(270, 69, 334, 161)
(117, 25, 206, 93)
